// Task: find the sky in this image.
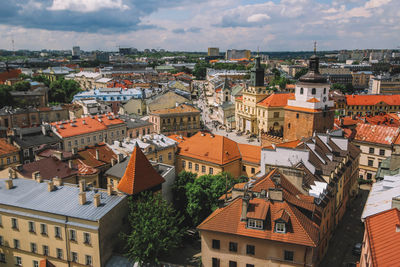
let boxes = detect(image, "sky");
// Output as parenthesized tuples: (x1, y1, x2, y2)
(0, 0, 399, 52)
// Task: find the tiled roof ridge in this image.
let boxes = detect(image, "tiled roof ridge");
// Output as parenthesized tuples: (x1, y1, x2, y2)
(198, 197, 241, 228)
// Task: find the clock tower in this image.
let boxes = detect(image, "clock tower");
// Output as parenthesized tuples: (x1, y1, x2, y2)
(283, 51, 334, 141)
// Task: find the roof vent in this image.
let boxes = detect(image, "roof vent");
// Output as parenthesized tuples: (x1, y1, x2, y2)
(59, 125, 65, 129)
(71, 123, 77, 127)
(98, 118, 103, 123)
(82, 120, 87, 125)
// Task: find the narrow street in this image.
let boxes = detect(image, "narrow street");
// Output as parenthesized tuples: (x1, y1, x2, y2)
(319, 187, 370, 267)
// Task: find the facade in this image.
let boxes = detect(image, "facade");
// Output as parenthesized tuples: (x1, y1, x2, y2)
(0, 138, 20, 169)
(124, 118, 154, 139)
(343, 95, 400, 116)
(119, 98, 146, 116)
(149, 104, 201, 137)
(369, 75, 400, 94)
(10, 86, 49, 107)
(0, 178, 127, 267)
(74, 99, 113, 116)
(208, 48, 220, 57)
(283, 54, 335, 141)
(225, 49, 251, 60)
(146, 90, 189, 114)
(65, 72, 102, 90)
(351, 71, 372, 89)
(73, 88, 143, 102)
(48, 114, 126, 152)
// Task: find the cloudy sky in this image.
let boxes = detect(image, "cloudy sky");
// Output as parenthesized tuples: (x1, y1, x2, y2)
(0, 0, 399, 52)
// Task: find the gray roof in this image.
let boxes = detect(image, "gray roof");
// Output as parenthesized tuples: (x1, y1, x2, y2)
(126, 119, 152, 129)
(13, 130, 61, 148)
(105, 157, 130, 179)
(0, 178, 126, 222)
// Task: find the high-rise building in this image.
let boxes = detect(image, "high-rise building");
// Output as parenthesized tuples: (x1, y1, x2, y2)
(72, 46, 80, 58)
(207, 47, 219, 57)
(225, 49, 251, 60)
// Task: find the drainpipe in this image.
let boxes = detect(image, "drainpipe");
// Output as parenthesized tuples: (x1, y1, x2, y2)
(64, 216, 71, 267)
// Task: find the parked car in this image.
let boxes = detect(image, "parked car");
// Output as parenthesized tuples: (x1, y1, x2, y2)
(352, 243, 362, 256)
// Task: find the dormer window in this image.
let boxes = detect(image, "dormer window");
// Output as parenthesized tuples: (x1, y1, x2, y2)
(311, 88, 316, 95)
(275, 222, 286, 233)
(247, 219, 263, 229)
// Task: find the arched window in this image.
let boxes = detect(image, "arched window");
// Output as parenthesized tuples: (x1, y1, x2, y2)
(323, 88, 326, 94)
(312, 88, 316, 95)
(300, 88, 303, 94)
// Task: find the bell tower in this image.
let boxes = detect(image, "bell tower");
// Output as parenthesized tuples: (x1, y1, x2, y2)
(283, 44, 335, 141)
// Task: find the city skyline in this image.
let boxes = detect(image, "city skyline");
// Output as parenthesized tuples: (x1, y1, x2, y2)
(0, 0, 399, 52)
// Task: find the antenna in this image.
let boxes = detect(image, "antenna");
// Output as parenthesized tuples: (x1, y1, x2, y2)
(314, 41, 317, 54)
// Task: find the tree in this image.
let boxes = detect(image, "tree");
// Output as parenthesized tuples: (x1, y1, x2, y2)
(32, 75, 51, 87)
(172, 171, 197, 225)
(193, 62, 211, 80)
(294, 68, 308, 79)
(48, 78, 81, 103)
(0, 84, 13, 107)
(13, 81, 31, 91)
(122, 192, 185, 266)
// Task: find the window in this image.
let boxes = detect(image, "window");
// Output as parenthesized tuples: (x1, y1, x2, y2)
(284, 250, 294, 261)
(57, 248, 63, 259)
(195, 164, 199, 171)
(11, 218, 18, 229)
(75, 140, 78, 146)
(312, 88, 316, 95)
(168, 152, 172, 160)
(41, 224, 47, 235)
(13, 239, 20, 249)
(367, 173, 373, 180)
(68, 141, 72, 147)
(13, 156, 16, 162)
(43, 245, 49, 256)
(229, 261, 237, 267)
(244, 244, 255, 255)
(209, 167, 213, 175)
(323, 88, 326, 94)
(81, 138, 84, 145)
(276, 222, 286, 233)
(84, 233, 91, 244)
(274, 112, 279, 118)
(182, 160, 186, 168)
(158, 155, 163, 163)
(55, 226, 61, 238)
(251, 167, 255, 174)
(188, 162, 192, 169)
(288, 123, 291, 129)
(24, 149, 29, 157)
(248, 219, 263, 229)
(379, 149, 385, 156)
(242, 165, 246, 172)
(6, 157, 10, 164)
(29, 221, 35, 233)
(85, 255, 92, 266)
(0, 253, 4, 263)
(300, 88, 303, 94)
(0, 236, 2, 245)
(15, 256, 22, 266)
(31, 242, 37, 253)
(229, 242, 238, 252)
(368, 159, 374, 167)
(212, 258, 220, 267)
(93, 135, 97, 142)
(201, 165, 206, 173)
(296, 113, 299, 119)
(212, 239, 220, 249)
(33, 260, 39, 267)
(369, 147, 374, 154)
(72, 252, 78, 262)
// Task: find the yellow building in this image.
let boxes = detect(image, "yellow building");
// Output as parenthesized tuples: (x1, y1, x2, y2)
(0, 177, 127, 267)
(344, 95, 400, 116)
(0, 139, 20, 170)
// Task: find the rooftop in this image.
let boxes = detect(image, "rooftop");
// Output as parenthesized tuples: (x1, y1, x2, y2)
(345, 94, 400, 106)
(150, 103, 200, 116)
(0, 138, 19, 156)
(353, 123, 400, 145)
(257, 93, 294, 108)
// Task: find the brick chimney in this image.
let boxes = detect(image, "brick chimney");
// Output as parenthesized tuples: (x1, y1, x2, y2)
(53, 177, 63, 186)
(241, 195, 250, 221)
(95, 149, 100, 160)
(32, 171, 40, 180)
(47, 181, 55, 192)
(79, 180, 86, 193)
(5, 179, 13, 190)
(79, 192, 87, 205)
(107, 183, 113, 196)
(93, 193, 101, 207)
(268, 188, 283, 202)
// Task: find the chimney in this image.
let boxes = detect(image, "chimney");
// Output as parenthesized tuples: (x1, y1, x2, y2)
(72, 147, 78, 155)
(54, 150, 63, 161)
(47, 181, 55, 192)
(79, 192, 87, 205)
(32, 171, 40, 180)
(5, 179, 13, 190)
(79, 180, 86, 193)
(268, 188, 283, 202)
(53, 177, 63, 186)
(68, 160, 73, 169)
(95, 149, 100, 160)
(117, 153, 124, 163)
(391, 197, 400, 210)
(93, 193, 101, 207)
(107, 183, 113, 196)
(111, 158, 117, 166)
(241, 195, 250, 221)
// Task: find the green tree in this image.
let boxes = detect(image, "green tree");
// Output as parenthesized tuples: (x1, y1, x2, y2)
(13, 81, 31, 91)
(172, 171, 197, 224)
(122, 192, 185, 266)
(0, 84, 13, 107)
(48, 78, 81, 103)
(193, 62, 211, 80)
(32, 75, 51, 87)
(294, 68, 308, 79)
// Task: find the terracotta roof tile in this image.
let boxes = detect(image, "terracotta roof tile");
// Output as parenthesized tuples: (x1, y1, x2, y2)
(307, 97, 320, 103)
(354, 124, 400, 145)
(0, 138, 19, 156)
(365, 208, 400, 267)
(284, 105, 321, 113)
(117, 145, 165, 195)
(257, 93, 294, 107)
(275, 140, 302, 148)
(0, 69, 21, 83)
(346, 94, 400, 106)
(237, 143, 261, 164)
(168, 134, 187, 144)
(76, 143, 117, 168)
(178, 132, 241, 165)
(19, 157, 78, 180)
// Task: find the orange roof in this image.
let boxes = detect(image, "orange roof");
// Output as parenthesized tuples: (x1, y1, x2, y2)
(150, 104, 200, 115)
(346, 95, 400, 106)
(236, 96, 243, 101)
(284, 105, 321, 113)
(75, 143, 117, 168)
(178, 132, 241, 165)
(198, 197, 319, 247)
(168, 134, 187, 144)
(275, 140, 302, 148)
(117, 145, 165, 195)
(0, 138, 19, 156)
(354, 123, 400, 145)
(237, 143, 261, 164)
(50, 114, 125, 138)
(365, 208, 400, 267)
(40, 259, 56, 267)
(257, 93, 294, 108)
(0, 69, 21, 83)
(307, 97, 320, 103)
(286, 84, 295, 89)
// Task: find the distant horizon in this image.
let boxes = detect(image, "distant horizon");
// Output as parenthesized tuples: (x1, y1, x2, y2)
(1, 1, 399, 52)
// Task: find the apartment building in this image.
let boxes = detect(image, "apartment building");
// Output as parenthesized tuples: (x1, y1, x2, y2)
(344, 95, 400, 116)
(0, 138, 20, 169)
(0, 177, 127, 267)
(369, 75, 400, 94)
(149, 104, 201, 137)
(48, 114, 126, 152)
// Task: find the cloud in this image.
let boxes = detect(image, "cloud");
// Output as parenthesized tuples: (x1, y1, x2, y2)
(172, 27, 201, 34)
(247, 14, 270, 23)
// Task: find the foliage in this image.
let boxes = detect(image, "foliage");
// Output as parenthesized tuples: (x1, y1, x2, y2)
(32, 75, 51, 87)
(13, 81, 31, 91)
(0, 84, 13, 107)
(172, 171, 197, 224)
(294, 68, 308, 79)
(331, 83, 355, 94)
(193, 62, 211, 80)
(122, 192, 185, 266)
(19, 73, 31, 80)
(48, 78, 81, 103)
(358, 178, 373, 185)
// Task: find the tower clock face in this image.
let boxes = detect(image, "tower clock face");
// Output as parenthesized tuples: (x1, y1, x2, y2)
(323, 96, 327, 102)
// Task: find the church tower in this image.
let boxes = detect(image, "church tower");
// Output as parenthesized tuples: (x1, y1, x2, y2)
(283, 47, 334, 141)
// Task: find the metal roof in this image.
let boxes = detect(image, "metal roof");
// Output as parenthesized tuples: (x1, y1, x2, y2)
(0, 178, 126, 221)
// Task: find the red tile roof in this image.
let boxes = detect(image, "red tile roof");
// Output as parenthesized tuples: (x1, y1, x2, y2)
(346, 94, 400, 106)
(50, 113, 125, 138)
(198, 196, 319, 247)
(117, 145, 165, 195)
(237, 143, 261, 164)
(307, 97, 320, 103)
(0, 138, 19, 156)
(365, 208, 400, 267)
(286, 84, 295, 89)
(284, 105, 321, 113)
(257, 93, 294, 108)
(236, 96, 243, 101)
(19, 157, 78, 180)
(168, 134, 187, 144)
(76, 143, 117, 168)
(178, 132, 241, 165)
(354, 123, 400, 145)
(0, 69, 21, 83)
